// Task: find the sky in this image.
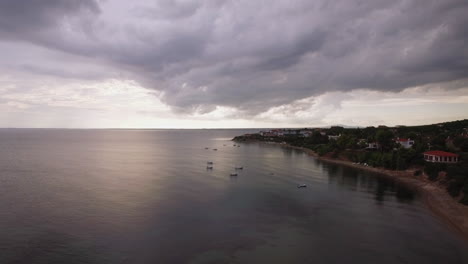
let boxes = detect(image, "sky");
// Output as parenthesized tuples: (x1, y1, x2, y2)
(0, 0, 467, 128)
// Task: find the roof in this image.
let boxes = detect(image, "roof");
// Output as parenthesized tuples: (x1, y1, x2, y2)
(397, 138, 410, 142)
(423, 150, 459, 157)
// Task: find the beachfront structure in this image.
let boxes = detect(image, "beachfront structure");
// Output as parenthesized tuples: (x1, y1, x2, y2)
(423, 151, 459, 163)
(259, 129, 316, 138)
(396, 138, 415, 149)
(260, 129, 286, 137)
(283, 129, 300, 136)
(328, 134, 341, 140)
(300, 130, 313, 137)
(367, 142, 380, 149)
(260, 132, 277, 137)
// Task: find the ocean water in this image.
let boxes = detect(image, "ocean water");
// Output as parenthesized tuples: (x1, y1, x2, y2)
(0, 129, 467, 264)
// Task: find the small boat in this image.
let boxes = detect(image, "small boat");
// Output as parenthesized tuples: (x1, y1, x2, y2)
(207, 161, 213, 165)
(235, 166, 243, 170)
(205, 147, 209, 149)
(213, 149, 218, 151)
(230, 173, 238, 176)
(237, 145, 240, 147)
(297, 184, 307, 188)
(206, 166, 213, 169)
(233, 144, 236, 146)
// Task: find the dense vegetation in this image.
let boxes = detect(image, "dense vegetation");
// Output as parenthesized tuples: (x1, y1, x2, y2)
(234, 119, 468, 205)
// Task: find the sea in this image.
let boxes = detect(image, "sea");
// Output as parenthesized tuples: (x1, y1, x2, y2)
(0, 129, 467, 264)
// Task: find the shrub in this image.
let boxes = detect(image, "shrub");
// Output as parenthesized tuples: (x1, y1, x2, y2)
(424, 163, 446, 181)
(460, 194, 468, 206)
(447, 181, 463, 197)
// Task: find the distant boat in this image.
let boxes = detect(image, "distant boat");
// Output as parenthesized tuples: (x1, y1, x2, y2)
(205, 147, 209, 149)
(230, 173, 238, 176)
(207, 161, 213, 165)
(206, 166, 213, 169)
(237, 146, 240, 147)
(235, 166, 243, 170)
(213, 149, 218, 151)
(233, 144, 236, 146)
(297, 184, 307, 188)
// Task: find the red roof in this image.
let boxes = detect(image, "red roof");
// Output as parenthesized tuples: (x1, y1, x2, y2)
(396, 138, 411, 142)
(423, 151, 459, 157)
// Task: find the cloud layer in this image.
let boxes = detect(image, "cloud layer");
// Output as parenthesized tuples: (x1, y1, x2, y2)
(0, 0, 468, 121)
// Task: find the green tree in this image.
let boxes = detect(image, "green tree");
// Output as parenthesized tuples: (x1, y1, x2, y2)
(376, 130, 394, 151)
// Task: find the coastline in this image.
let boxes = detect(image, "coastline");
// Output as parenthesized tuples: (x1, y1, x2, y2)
(243, 140, 468, 241)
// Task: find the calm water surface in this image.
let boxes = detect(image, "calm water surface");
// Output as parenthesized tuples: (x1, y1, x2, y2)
(0, 129, 467, 264)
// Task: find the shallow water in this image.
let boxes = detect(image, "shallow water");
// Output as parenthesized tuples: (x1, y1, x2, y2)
(0, 129, 467, 264)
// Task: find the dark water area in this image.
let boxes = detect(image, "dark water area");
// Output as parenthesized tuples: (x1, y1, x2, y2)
(0, 129, 467, 264)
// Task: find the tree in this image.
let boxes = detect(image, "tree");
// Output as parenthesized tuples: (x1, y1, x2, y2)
(376, 130, 394, 151)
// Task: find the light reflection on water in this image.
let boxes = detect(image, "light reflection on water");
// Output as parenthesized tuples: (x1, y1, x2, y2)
(0, 129, 466, 264)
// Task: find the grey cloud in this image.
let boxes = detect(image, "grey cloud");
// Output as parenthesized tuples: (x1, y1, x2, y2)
(1, 0, 467, 116)
(0, 0, 100, 38)
(134, 0, 201, 20)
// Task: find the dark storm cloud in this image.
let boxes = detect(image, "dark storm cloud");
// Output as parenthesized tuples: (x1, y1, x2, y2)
(0, 0, 100, 38)
(1, 0, 468, 115)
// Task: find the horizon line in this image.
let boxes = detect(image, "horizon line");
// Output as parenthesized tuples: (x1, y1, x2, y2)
(0, 119, 465, 130)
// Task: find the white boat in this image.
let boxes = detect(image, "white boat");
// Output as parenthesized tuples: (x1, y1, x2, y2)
(230, 173, 238, 176)
(207, 161, 213, 165)
(297, 184, 307, 188)
(235, 166, 243, 170)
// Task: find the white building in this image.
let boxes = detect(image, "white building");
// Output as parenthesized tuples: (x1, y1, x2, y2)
(367, 142, 380, 149)
(396, 138, 415, 149)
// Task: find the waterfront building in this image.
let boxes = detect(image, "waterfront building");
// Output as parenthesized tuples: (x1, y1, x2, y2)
(423, 150, 459, 163)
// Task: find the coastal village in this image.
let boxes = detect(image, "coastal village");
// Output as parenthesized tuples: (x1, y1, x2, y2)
(234, 119, 468, 206)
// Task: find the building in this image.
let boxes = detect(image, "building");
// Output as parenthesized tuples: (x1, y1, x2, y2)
(396, 138, 415, 149)
(328, 134, 341, 141)
(299, 130, 314, 137)
(367, 142, 380, 149)
(423, 151, 459, 163)
(261, 132, 277, 137)
(283, 129, 300, 136)
(260, 129, 287, 137)
(271, 129, 284, 136)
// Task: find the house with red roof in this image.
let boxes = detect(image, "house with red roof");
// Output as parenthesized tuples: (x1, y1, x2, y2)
(396, 138, 415, 149)
(423, 151, 459, 163)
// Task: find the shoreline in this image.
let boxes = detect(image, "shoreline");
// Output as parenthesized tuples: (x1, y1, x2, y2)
(242, 140, 468, 241)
